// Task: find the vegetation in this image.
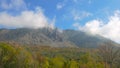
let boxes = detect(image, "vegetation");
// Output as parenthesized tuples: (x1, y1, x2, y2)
(0, 42, 120, 68)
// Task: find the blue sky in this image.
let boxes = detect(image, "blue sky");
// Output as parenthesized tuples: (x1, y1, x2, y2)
(26, 0, 120, 29)
(0, 0, 120, 29)
(0, 0, 120, 43)
(29, 0, 120, 29)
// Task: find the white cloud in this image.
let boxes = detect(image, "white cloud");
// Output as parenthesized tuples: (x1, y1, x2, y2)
(73, 0, 92, 4)
(73, 10, 120, 43)
(80, 20, 103, 34)
(73, 22, 81, 29)
(56, 0, 68, 10)
(49, 16, 56, 29)
(0, 0, 55, 29)
(0, 7, 54, 29)
(56, 0, 67, 10)
(0, 0, 26, 10)
(56, 3, 65, 10)
(71, 10, 92, 21)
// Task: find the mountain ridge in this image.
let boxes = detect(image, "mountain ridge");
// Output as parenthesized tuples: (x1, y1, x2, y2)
(0, 28, 118, 48)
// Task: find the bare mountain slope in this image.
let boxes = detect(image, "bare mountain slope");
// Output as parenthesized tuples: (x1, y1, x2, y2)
(0, 28, 118, 48)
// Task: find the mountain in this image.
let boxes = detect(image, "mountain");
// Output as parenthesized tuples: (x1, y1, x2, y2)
(63, 29, 116, 48)
(0, 28, 76, 47)
(0, 28, 118, 48)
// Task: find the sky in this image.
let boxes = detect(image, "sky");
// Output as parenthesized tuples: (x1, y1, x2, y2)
(0, 0, 120, 43)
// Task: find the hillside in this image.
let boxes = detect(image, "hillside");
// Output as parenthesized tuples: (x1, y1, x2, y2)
(63, 29, 116, 48)
(0, 28, 118, 48)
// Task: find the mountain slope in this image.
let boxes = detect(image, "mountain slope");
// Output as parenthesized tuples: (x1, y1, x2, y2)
(0, 28, 76, 47)
(0, 28, 118, 48)
(63, 29, 115, 48)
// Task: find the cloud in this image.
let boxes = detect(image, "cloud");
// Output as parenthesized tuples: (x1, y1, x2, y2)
(56, 3, 64, 10)
(0, 0, 27, 10)
(73, 0, 92, 4)
(79, 20, 103, 34)
(0, 7, 54, 29)
(49, 16, 56, 29)
(71, 10, 92, 21)
(56, 0, 68, 10)
(73, 10, 120, 43)
(73, 22, 81, 29)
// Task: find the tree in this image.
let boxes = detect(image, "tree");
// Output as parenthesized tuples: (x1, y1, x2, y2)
(79, 53, 104, 68)
(0, 43, 16, 68)
(0, 43, 38, 68)
(34, 52, 49, 68)
(15, 46, 37, 68)
(98, 42, 120, 68)
(49, 56, 65, 68)
(69, 60, 78, 68)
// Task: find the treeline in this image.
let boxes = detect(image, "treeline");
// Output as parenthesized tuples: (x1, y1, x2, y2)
(0, 42, 120, 68)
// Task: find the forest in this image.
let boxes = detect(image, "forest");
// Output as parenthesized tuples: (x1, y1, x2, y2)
(0, 42, 120, 68)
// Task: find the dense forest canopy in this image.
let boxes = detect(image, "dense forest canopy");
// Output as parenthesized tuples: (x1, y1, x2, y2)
(0, 42, 120, 68)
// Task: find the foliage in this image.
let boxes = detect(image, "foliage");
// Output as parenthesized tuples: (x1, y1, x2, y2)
(0, 42, 120, 68)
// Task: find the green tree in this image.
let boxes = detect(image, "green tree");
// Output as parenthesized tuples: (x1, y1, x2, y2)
(0, 43, 16, 68)
(98, 43, 120, 68)
(68, 60, 78, 68)
(0, 43, 38, 68)
(79, 53, 104, 68)
(15, 46, 36, 68)
(49, 56, 65, 68)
